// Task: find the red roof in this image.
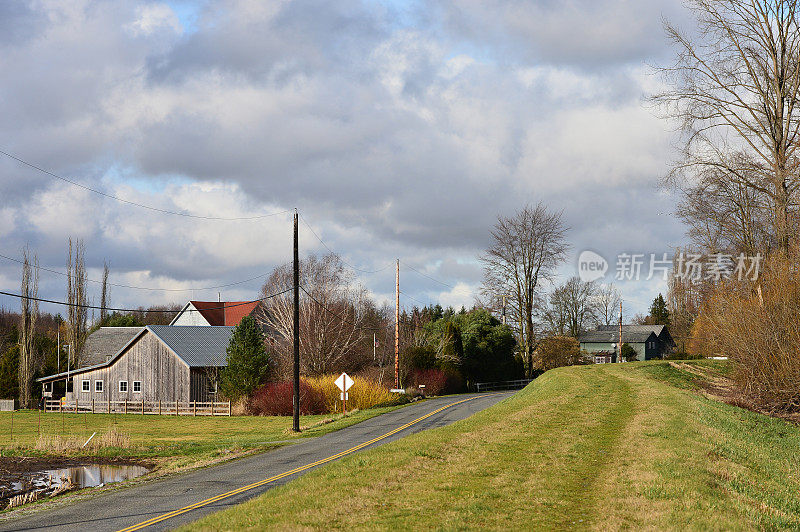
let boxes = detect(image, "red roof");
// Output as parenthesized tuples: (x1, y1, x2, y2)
(190, 301, 260, 326)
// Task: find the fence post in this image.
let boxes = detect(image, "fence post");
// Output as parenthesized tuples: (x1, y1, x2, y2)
(124, 399, 127, 415)
(175, 400, 178, 416)
(59, 400, 62, 413)
(107, 396, 110, 414)
(91, 398, 95, 414)
(141, 399, 144, 415)
(228, 401, 231, 416)
(158, 400, 162, 415)
(193, 402, 196, 417)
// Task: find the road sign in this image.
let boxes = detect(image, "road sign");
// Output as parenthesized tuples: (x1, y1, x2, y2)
(339, 392, 349, 401)
(334, 373, 354, 392)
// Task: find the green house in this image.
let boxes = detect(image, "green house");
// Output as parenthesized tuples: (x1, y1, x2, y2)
(579, 325, 675, 362)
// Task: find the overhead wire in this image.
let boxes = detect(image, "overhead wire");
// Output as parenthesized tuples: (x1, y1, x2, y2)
(0, 252, 287, 292)
(0, 287, 293, 313)
(400, 260, 454, 289)
(300, 285, 395, 332)
(0, 148, 292, 221)
(298, 214, 394, 274)
(400, 291, 431, 308)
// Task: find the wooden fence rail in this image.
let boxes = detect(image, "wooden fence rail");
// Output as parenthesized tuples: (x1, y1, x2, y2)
(44, 399, 231, 416)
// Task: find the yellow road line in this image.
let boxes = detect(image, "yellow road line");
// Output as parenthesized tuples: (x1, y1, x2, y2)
(117, 394, 491, 532)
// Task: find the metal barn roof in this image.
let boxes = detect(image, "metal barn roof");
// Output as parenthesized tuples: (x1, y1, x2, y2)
(148, 325, 234, 367)
(82, 327, 144, 366)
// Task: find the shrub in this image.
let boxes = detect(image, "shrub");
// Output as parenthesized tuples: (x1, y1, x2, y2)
(537, 336, 583, 370)
(303, 374, 394, 413)
(409, 368, 463, 396)
(620, 343, 638, 362)
(249, 380, 326, 416)
(696, 252, 800, 411)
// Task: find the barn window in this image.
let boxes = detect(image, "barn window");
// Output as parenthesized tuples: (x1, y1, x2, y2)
(95, 380, 104, 393)
(82, 380, 90, 392)
(44, 382, 52, 392)
(132, 381, 141, 393)
(119, 381, 128, 393)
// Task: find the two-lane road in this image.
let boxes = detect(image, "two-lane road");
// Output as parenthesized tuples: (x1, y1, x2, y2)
(0, 392, 512, 532)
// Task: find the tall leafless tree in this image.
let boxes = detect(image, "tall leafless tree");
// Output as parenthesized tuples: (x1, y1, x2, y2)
(256, 254, 370, 376)
(594, 283, 621, 327)
(66, 238, 88, 366)
(19, 247, 38, 408)
(480, 203, 569, 376)
(540, 277, 598, 339)
(100, 261, 109, 323)
(655, 0, 800, 251)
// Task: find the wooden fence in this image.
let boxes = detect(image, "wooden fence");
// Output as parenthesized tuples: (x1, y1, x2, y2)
(44, 399, 231, 416)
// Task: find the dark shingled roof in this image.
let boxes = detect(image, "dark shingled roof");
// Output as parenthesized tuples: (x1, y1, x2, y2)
(81, 327, 144, 366)
(148, 325, 234, 367)
(597, 324, 666, 336)
(579, 330, 657, 344)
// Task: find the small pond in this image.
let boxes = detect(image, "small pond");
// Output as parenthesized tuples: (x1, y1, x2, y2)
(10, 464, 150, 492)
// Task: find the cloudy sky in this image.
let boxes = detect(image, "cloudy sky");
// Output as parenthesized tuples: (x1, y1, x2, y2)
(0, 0, 695, 318)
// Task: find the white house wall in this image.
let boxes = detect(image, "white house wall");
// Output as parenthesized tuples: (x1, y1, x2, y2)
(171, 303, 212, 326)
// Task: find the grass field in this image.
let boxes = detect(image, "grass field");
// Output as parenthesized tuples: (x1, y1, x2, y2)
(186, 360, 800, 531)
(0, 406, 401, 467)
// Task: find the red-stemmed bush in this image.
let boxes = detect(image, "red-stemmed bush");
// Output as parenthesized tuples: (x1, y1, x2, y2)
(249, 380, 326, 416)
(410, 369, 463, 396)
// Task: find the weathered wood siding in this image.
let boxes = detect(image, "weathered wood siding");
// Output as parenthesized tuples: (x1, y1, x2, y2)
(189, 369, 216, 403)
(69, 331, 190, 403)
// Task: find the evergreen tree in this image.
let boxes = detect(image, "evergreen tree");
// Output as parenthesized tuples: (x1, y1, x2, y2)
(649, 294, 671, 326)
(220, 316, 271, 401)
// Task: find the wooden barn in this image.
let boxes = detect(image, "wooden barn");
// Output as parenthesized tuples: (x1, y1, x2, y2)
(37, 325, 234, 404)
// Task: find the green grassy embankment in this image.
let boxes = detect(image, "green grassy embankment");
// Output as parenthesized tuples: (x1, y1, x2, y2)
(187, 360, 800, 530)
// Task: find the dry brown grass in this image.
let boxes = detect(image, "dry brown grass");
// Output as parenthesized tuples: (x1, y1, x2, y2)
(30, 428, 133, 453)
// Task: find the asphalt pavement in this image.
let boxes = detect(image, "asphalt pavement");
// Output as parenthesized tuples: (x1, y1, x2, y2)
(0, 392, 512, 532)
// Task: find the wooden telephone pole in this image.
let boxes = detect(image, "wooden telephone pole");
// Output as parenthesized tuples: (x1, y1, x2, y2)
(292, 210, 300, 432)
(618, 300, 623, 363)
(394, 259, 400, 389)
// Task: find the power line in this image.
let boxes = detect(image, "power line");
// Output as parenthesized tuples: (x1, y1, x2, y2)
(298, 214, 394, 274)
(300, 285, 394, 332)
(0, 148, 292, 221)
(400, 291, 431, 308)
(0, 252, 286, 292)
(0, 287, 293, 313)
(400, 260, 454, 289)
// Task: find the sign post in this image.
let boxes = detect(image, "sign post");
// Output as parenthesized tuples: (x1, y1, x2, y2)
(334, 373, 354, 415)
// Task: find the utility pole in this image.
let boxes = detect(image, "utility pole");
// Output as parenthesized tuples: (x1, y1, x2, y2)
(501, 295, 507, 325)
(618, 300, 623, 363)
(394, 259, 400, 390)
(292, 210, 300, 432)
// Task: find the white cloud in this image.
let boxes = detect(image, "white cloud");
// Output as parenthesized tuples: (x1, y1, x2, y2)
(0, 0, 696, 315)
(127, 4, 182, 36)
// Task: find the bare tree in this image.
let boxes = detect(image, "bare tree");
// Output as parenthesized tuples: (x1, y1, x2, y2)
(100, 261, 109, 323)
(540, 277, 598, 339)
(256, 254, 370, 376)
(480, 203, 569, 376)
(675, 159, 774, 254)
(594, 283, 621, 327)
(655, 0, 800, 250)
(66, 238, 88, 366)
(19, 247, 38, 408)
